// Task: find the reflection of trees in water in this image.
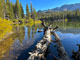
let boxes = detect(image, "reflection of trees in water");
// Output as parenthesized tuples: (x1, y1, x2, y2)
(1, 22, 80, 60)
(57, 28, 80, 34)
(3, 26, 25, 60)
(31, 24, 42, 39)
(27, 25, 39, 39)
(2, 24, 42, 60)
(13, 26, 25, 44)
(18, 27, 25, 44)
(0, 36, 14, 60)
(47, 21, 80, 29)
(28, 26, 31, 39)
(32, 25, 37, 39)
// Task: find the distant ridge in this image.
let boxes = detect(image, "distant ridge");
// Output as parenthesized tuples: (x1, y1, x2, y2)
(38, 3, 80, 13)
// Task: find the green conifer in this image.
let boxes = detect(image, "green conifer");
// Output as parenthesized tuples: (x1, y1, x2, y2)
(26, 4, 31, 19)
(15, 0, 21, 19)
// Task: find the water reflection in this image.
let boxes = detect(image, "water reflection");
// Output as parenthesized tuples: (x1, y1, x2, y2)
(0, 21, 80, 60)
(47, 30, 80, 60)
(2, 25, 43, 60)
(0, 36, 14, 60)
(50, 21, 80, 29)
(57, 28, 80, 34)
(59, 31, 80, 60)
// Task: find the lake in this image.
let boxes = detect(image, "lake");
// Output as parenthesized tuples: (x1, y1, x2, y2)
(0, 22, 80, 60)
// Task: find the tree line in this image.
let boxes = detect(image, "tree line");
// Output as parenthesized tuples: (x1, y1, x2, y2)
(38, 9, 80, 21)
(0, 0, 38, 20)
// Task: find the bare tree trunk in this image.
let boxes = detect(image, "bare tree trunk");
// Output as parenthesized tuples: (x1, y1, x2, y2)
(28, 25, 52, 60)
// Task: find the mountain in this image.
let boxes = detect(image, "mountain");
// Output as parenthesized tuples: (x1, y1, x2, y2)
(38, 3, 80, 13)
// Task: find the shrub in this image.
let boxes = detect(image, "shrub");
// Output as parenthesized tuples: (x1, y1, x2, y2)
(0, 18, 13, 40)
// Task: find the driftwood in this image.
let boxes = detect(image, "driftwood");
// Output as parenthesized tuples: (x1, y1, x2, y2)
(28, 22, 58, 60)
(72, 44, 80, 60)
(52, 31, 70, 60)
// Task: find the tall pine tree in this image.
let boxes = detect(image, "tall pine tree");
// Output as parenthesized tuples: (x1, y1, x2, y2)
(5, 0, 15, 19)
(0, 0, 3, 18)
(13, 4, 16, 18)
(20, 3, 24, 18)
(30, 2, 33, 19)
(33, 8, 38, 20)
(31, 2, 33, 14)
(15, 0, 21, 19)
(2, 0, 5, 18)
(0, 0, 5, 18)
(10, 2, 14, 19)
(6, 0, 11, 19)
(26, 4, 30, 19)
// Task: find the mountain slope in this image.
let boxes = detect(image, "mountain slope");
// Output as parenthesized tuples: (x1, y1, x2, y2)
(52, 3, 80, 11)
(38, 3, 80, 12)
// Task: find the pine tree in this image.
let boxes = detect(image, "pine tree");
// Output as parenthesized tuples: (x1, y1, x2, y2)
(0, 0, 5, 18)
(31, 2, 33, 15)
(15, 0, 21, 19)
(26, 4, 30, 19)
(33, 8, 38, 20)
(20, 3, 24, 18)
(6, 0, 11, 19)
(13, 4, 16, 18)
(2, 0, 5, 18)
(0, 0, 3, 18)
(10, 2, 14, 19)
(30, 2, 33, 19)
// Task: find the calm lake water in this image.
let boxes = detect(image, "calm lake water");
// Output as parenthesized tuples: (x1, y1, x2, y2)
(0, 22, 80, 60)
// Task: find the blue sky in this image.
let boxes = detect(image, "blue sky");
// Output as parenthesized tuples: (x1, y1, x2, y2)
(11, 0, 80, 14)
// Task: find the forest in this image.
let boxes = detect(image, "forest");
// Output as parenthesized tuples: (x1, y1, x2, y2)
(38, 10, 80, 22)
(0, 0, 39, 22)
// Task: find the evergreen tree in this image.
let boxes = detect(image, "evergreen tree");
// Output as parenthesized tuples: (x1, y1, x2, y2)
(13, 4, 16, 18)
(26, 4, 30, 19)
(6, 0, 11, 19)
(15, 0, 21, 19)
(10, 2, 14, 19)
(30, 2, 33, 15)
(2, 0, 5, 18)
(5, 0, 15, 19)
(0, 0, 5, 18)
(33, 8, 38, 20)
(0, 0, 3, 18)
(20, 3, 24, 18)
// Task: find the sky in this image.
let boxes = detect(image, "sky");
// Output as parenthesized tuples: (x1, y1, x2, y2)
(11, 0, 80, 14)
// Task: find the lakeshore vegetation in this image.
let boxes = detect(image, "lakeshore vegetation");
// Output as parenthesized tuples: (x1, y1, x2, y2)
(0, 0, 41, 41)
(0, 0, 41, 23)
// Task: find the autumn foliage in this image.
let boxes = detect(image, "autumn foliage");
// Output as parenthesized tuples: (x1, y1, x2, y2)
(0, 18, 13, 40)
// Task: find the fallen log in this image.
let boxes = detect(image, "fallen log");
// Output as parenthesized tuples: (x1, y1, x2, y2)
(28, 38, 51, 60)
(52, 31, 70, 60)
(28, 22, 58, 60)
